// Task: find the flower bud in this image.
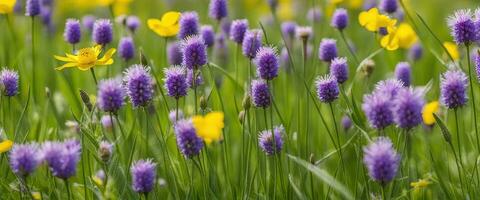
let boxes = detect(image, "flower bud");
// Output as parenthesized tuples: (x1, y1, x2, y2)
(79, 89, 93, 112)
(200, 95, 207, 110)
(238, 110, 246, 124)
(242, 94, 251, 110)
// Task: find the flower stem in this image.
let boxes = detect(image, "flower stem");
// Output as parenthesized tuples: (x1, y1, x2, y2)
(466, 44, 480, 153)
(31, 17, 36, 103)
(90, 68, 98, 85)
(328, 103, 345, 170)
(64, 179, 71, 200)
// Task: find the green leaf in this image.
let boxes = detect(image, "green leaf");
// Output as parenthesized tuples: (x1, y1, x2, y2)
(288, 174, 308, 200)
(288, 154, 354, 200)
(433, 113, 452, 143)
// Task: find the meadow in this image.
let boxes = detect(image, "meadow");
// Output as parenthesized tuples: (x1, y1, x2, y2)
(1, 0, 480, 199)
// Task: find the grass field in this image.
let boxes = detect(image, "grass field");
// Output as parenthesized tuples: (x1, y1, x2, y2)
(1, 0, 480, 199)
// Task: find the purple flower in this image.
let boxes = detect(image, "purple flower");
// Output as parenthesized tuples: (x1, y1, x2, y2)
(315, 75, 339, 103)
(174, 120, 204, 158)
(307, 8, 322, 23)
(26, 0, 40, 16)
(373, 79, 404, 98)
(182, 35, 208, 70)
(408, 43, 423, 61)
(209, 0, 228, 21)
(267, 0, 278, 11)
(255, 47, 279, 80)
(178, 11, 200, 40)
(124, 65, 154, 107)
(476, 52, 480, 82)
(186, 69, 203, 89)
(40, 7, 52, 27)
(318, 38, 338, 62)
(341, 115, 352, 131)
(251, 79, 271, 108)
(331, 8, 349, 31)
(9, 143, 40, 177)
(168, 42, 183, 66)
(98, 141, 113, 163)
(281, 21, 297, 40)
(242, 29, 263, 59)
(330, 57, 349, 84)
(64, 19, 81, 45)
(363, 137, 400, 185)
(118, 37, 135, 61)
(163, 66, 188, 99)
(131, 159, 157, 194)
(97, 78, 125, 113)
(379, 0, 397, 14)
(392, 88, 424, 129)
(82, 15, 96, 31)
(441, 70, 468, 109)
(447, 9, 476, 44)
(295, 26, 313, 40)
(362, 92, 394, 129)
(258, 126, 284, 156)
(220, 18, 231, 36)
(200, 25, 215, 47)
(0, 69, 19, 97)
(169, 110, 184, 123)
(92, 19, 113, 45)
(41, 140, 81, 180)
(230, 19, 249, 44)
(126, 16, 140, 33)
(394, 62, 411, 86)
(474, 9, 480, 41)
(100, 115, 114, 131)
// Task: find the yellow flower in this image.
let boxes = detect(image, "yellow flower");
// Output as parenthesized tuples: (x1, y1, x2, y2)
(410, 178, 431, 190)
(92, 175, 104, 186)
(148, 12, 181, 37)
(0, 0, 16, 14)
(192, 112, 225, 144)
(348, 0, 363, 9)
(443, 41, 460, 61)
(31, 192, 41, 200)
(277, 1, 294, 20)
(380, 28, 400, 51)
(359, 8, 397, 32)
(396, 23, 417, 49)
(54, 45, 116, 71)
(0, 139, 13, 153)
(422, 101, 439, 125)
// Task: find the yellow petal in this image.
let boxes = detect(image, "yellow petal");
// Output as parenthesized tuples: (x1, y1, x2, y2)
(54, 55, 75, 62)
(205, 112, 225, 129)
(422, 101, 439, 125)
(77, 64, 93, 71)
(380, 33, 399, 51)
(31, 192, 41, 200)
(55, 62, 79, 70)
(98, 48, 116, 63)
(0, 140, 13, 153)
(443, 42, 460, 60)
(97, 59, 114, 66)
(0, 0, 16, 14)
(160, 11, 181, 26)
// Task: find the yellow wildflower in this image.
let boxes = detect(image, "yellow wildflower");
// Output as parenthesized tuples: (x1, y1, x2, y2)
(192, 112, 225, 144)
(148, 12, 181, 37)
(31, 192, 41, 200)
(410, 178, 431, 190)
(380, 28, 400, 51)
(348, 0, 363, 9)
(443, 42, 460, 61)
(0, 139, 13, 153)
(0, 0, 16, 14)
(359, 8, 397, 32)
(92, 175, 104, 187)
(422, 101, 439, 125)
(54, 45, 116, 71)
(396, 23, 417, 49)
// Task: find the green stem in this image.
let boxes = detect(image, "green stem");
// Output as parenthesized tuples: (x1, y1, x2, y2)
(329, 103, 345, 170)
(31, 17, 36, 103)
(64, 179, 71, 200)
(90, 68, 98, 85)
(466, 45, 480, 153)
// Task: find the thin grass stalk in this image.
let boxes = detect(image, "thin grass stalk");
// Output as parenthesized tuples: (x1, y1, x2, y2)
(466, 45, 480, 153)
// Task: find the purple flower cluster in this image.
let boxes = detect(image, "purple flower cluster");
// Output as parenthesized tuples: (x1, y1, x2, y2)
(258, 126, 284, 156)
(168, 42, 183, 66)
(41, 140, 81, 179)
(26, 0, 40, 16)
(331, 8, 349, 31)
(64, 19, 81, 45)
(379, 0, 397, 14)
(329, 57, 349, 84)
(201, 25, 215, 47)
(131, 159, 157, 194)
(315, 75, 339, 103)
(9, 143, 40, 177)
(124, 65, 154, 107)
(164, 66, 188, 99)
(441, 70, 468, 109)
(392, 88, 424, 129)
(0, 69, 19, 97)
(447, 10, 476, 44)
(394, 62, 411, 86)
(318, 38, 338, 62)
(230, 19, 249, 44)
(362, 93, 394, 129)
(408, 43, 423, 61)
(251, 79, 271, 108)
(242, 29, 263, 59)
(181, 35, 208, 69)
(97, 78, 125, 113)
(178, 12, 200, 40)
(363, 137, 400, 186)
(93, 19, 113, 45)
(281, 21, 297, 40)
(255, 47, 279, 80)
(209, 0, 228, 21)
(174, 120, 204, 158)
(126, 16, 140, 33)
(118, 37, 136, 61)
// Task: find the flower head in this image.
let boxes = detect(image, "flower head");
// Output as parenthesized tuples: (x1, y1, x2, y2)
(148, 11, 181, 37)
(126, 16, 140, 32)
(359, 8, 397, 32)
(307, 7, 322, 23)
(259, 126, 284, 156)
(26, 0, 40, 16)
(242, 29, 263, 59)
(124, 65, 154, 107)
(0, 69, 19, 97)
(441, 70, 468, 109)
(209, 0, 228, 21)
(41, 140, 81, 179)
(330, 57, 349, 84)
(131, 159, 157, 194)
(98, 141, 113, 162)
(394, 62, 411, 86)
(9, 143, 40, 177)
(255, 46, 279, 80)
(363, 137, 400, 185)
(0, 139, 13, 153)
(118, 37, 135, 61)
(331, 8, 349, 31)
(315, 75, 339, 103)
(97, 78, 125, 113)
(92, 19, 113, 45)
(318, 38, 338, 62)
(281, 21, 297, 40)
(251, 79, 271, 108)
(295, 26, 313, 41)
(422, 101, 439, 125)
(181, 35, 208, 69)
(201, 25, 215, 47)
(362, 92, 394, 129)
(380, 23, 418, 51)
(447, 9, 476, 44)
(163, 66, 188, 99)
(178, 11, 200, 40)
(379, 0, 397, 14)
(82, 15, 96, 31)
(342, 115, 352, 131)
(174, 119, 204, 158)
(64, 19, 81, 45)
(408, 43, 423, 61)
(392, 88, 424, 129)
(192, 112, 224, 144)
(230, 19, 249, 44)
(54, 45, 116, 71)
(0, 0, 16, 14)
(373, 79, 404, 98)
(167, 42, 183, 65)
